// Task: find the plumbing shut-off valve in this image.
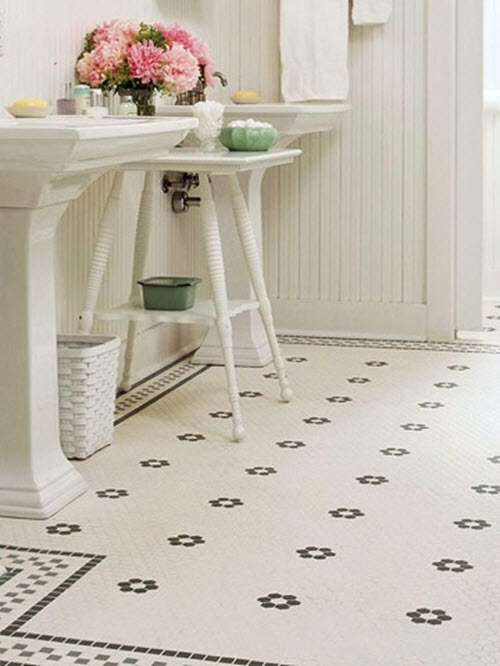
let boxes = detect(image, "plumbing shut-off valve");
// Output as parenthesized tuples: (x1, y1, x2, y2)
(161, 171, 201, 214)
(171, 190, 201, 214)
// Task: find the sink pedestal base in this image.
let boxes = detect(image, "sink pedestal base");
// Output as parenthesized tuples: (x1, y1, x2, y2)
(0, 197, 88, 520)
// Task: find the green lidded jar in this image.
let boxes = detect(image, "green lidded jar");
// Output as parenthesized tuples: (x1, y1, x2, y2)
(138, 277, 202, 311)
(219, 127, 279, 152)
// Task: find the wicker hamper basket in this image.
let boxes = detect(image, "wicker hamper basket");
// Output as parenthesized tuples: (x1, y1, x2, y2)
(57, 335, 120, 460)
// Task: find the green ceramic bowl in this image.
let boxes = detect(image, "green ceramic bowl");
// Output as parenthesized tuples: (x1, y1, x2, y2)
(138, 276, 201, 311)
(219, 127, 279, 152)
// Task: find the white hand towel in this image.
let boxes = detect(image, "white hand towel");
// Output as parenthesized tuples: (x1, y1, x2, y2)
(352, 0, 393, 25)
(280, 0, 349, 102)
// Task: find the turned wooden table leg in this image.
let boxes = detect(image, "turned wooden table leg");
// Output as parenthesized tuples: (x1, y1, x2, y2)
(228, 173, 292, 403)
(79, 172, 125, 334)
(120, 171, 156, 392)
(199, 174, 246, 442)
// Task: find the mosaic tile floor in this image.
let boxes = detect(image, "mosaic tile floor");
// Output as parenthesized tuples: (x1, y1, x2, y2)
(458, 299, 500, 344)
(1, 333, 500, 666)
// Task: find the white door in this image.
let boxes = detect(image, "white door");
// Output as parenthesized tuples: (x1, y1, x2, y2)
(455, 0, 484, 331)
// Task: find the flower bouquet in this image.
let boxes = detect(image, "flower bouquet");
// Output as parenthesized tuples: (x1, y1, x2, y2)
(76, 21, 216, 115)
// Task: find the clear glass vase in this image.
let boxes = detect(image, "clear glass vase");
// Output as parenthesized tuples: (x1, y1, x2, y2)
(128, 89, 156, 116)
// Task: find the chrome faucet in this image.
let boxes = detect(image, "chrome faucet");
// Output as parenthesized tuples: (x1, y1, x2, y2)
(176, 70, 229, 105)
(213, 71, 228, 87)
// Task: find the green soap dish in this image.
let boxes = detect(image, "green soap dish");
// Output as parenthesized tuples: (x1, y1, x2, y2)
(219, 126, 279, 152)
(138, 277, 202, 311)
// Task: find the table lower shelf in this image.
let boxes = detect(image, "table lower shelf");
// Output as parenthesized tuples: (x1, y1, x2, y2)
(94, 299, 259, 326)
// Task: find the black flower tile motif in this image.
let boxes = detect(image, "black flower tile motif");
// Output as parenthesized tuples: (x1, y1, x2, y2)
(487, 455, 500, 464)
(365, 361, 388, 367)
(406, 608, 452, 625)
(434, 382, 458, 389)
(447, 364, 470, 371)
(257, 593, 301, 610)
(471, 484, 500, 495)
(286, 356, 308, 363)
(209, 497, 244, 508)
(432, 558, 473, 573)
(96, 489, 128, 499)
(303, 416, 331, 425)
(296, 546, 336, 560)
(168, 534, 205, 547)
(418, 401, 444, 409)
(453, 518, 491, 530)
(263, 372, 278, 379)
(139, 459, 170, 468)
(177, 433, 206, 442)
(329, 507, 364, 519)
(380, 447, 410, 456)
(118, 578, 159, 594)
(239, 391, 263, 398)
(209, 411, 232, 419)
(45, 523, 82, 536)
(246, 466, 277, 476)
(326, 396, 352, 403)
(485, 314, 500, 320)
(356, 475, 388, 485)
(483, 326, 496, 332)
(347, 377, 371, 384)
(400, 423, 429, 432)
(276, 440, 306, 449)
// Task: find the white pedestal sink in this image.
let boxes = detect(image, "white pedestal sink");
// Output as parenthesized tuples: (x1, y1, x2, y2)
(0, 114, 197, 519)
(159, 103, 350, 366)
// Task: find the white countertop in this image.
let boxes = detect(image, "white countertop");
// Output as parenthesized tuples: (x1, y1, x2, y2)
(0, 115, 198, 141)
(158, 102, 351, 116)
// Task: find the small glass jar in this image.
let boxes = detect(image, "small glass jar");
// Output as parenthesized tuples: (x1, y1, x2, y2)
(73, 84, 91, 115)
(86, 88, 109, 118)
(118, 95, 138, 117)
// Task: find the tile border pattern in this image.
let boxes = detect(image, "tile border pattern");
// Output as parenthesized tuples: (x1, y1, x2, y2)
(0, 545, 293, 666)
(277, 334, 500, 354)
(114, 358, 210, 426)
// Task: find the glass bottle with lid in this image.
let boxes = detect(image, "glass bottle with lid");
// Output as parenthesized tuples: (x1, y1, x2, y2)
(118, 94, 138, 117)
(73, 84, 91, 115)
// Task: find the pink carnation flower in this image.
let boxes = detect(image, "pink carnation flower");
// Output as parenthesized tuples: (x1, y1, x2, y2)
(77, 40, 127, 87)
(128, 40, 168, 85)
(162, 42, 200, 93)
(94, 19, 139, 46)
(156, 23, 215, 87)
(202, 61, 216, 87)
(156, 23, 193, 51)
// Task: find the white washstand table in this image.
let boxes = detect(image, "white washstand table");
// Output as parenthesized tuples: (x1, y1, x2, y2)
(159, 103, 350, 366)
(79, 148, 301, 442)
(0, 115, 197, 519)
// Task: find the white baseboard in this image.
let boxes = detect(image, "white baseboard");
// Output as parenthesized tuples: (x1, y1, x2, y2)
(117, 302, 428, 383)
(484, 269, 500, 300)
(272, 299, 427, 340)
(117, 323, 206, 388)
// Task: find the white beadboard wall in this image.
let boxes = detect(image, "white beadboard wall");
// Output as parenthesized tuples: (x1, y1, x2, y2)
(484, 0, 500, 299)
(262, 0, 427, 337)
(0, 0, 429, 384)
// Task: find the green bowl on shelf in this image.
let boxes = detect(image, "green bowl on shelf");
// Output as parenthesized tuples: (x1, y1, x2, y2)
(138, 276, 201, 311)
(219, 127, 279, 152)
